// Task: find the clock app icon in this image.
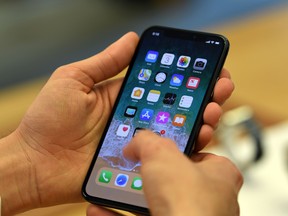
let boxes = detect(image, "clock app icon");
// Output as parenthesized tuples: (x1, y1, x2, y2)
(155, 72, 167, 84)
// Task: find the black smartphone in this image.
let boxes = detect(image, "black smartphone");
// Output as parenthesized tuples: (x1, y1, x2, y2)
(82, 26, 229, 215)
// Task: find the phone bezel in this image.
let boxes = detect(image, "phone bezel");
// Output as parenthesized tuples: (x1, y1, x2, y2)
(82, 26, 229, 215)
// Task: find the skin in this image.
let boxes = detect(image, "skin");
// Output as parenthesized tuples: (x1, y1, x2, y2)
(0, 32, 234, 215)
(86, 130, 243, 216)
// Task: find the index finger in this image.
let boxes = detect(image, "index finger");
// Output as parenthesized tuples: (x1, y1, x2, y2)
(212, 68, 235, 105)
(123, 130, 181, 163)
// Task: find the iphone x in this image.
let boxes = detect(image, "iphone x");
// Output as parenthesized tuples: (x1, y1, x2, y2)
(82, 26, 229, 215)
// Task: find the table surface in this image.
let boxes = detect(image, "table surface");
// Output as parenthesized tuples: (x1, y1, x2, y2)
(0, 5, 287, 216)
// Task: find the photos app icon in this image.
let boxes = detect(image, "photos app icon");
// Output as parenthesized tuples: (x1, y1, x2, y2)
(177, 56, 191, 68)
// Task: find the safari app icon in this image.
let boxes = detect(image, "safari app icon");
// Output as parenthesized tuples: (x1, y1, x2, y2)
(115, 174, 129, 187)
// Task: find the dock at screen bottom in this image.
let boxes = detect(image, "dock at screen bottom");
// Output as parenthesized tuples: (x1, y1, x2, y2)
(96, 168, 143, 193)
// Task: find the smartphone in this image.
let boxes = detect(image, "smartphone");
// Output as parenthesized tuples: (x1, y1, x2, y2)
(82, 26, 229, 215)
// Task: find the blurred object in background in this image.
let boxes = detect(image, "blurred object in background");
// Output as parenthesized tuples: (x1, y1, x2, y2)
(216, 106, 263, 172)
(210, 108, 288, 216)
(0, 0, 287, 89)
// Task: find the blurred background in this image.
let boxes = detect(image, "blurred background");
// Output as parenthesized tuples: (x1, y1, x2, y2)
(1, 0, 288, 215)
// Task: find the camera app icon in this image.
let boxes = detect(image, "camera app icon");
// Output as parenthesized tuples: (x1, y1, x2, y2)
(193, 58, 207, 70)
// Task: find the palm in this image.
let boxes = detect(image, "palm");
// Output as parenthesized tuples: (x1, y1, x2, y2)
(18, 70, 123, 205)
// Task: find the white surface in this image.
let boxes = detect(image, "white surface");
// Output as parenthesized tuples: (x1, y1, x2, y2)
(212, 122, 288, 216)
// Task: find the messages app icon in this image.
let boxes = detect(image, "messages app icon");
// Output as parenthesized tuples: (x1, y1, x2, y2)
(131, 177, 143, 190)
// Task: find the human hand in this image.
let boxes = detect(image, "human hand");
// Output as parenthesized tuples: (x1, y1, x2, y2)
(86, 130, 243, 216)
(0, 31, 233, 214)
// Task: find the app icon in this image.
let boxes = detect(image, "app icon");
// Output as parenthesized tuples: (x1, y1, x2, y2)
(138, 69, 152, 81)
(161, 53, 175, 65)
(193, 58, 207, 70)
(131, 177, 143, 190)
(186, 77, 200, 89)
(131, 87, 145, 100)
(172, 114, 186, 127)
(177, 56, 191, 68)
(98, 170, 113, 184)
(147, 90, 161, 102)
(170, 74, 184, 87)
(179, 95, 193, 108)
(163, 93, 177, 105)
(156, 111, 170, 124)
(116, 124, 130, 137)
(124, 106, 137, 117)
(114, 174, 129, 187)
(133, 127, 145, 137)
(145, 51, 159, 63)
(140, 108, 154, 121)
(152, 129, 166, 136)
(154, 72, 167, 84)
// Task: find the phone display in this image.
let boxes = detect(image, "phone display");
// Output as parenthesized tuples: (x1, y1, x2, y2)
(82, 26, 229, 214)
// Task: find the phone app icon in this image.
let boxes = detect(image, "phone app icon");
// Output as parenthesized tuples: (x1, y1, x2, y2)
(179, 95, 193, 108)
(193, 58, 207, 70)
(140, 108, 154, 121)
(131, 177, 143, 190)
(138, 69, 152, 81)
(161, 53, 175, 65)
(172, 114, 186, 127)
(131, 87, 145, 100)
(170, 74, 184, 87)
(124, 106, 137, 118)
(114, 174, 129, 187)
(186, 77, 200, 89)
(177, 56, 191, 68)
(145, 50, 159, 63)
(147, 90, 161, 102)
(154, 72, 167, 84)
(98, 170, 113, 184)
(163, 93, 177, 105)
(156, 111, 170, 124)
(116, 124, 130, 137)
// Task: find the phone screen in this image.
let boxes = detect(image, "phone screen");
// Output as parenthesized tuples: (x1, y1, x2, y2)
(82, 26, 229, 214)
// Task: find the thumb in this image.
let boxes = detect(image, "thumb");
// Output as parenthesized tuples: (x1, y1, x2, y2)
(52, 32, 139, 88)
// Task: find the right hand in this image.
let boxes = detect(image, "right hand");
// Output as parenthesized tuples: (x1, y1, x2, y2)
(87, 130, 243, 216)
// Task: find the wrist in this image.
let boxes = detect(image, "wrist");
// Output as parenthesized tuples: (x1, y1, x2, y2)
(0, 132, 39, 215)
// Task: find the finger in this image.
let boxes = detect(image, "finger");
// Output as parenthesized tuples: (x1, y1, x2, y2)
(123, 130, 180, 163)
(219, 68, 232, 79)
(70, 32, 139, 84)
(203, 102, 222, 129)
(86, 204, 126, 216)
(190, 152, 217, 162)
(213, 69, 235, 105)
(194, 124, 214, 152)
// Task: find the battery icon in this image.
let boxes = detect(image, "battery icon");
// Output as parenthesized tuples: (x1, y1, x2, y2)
(215, 41, 220, 45)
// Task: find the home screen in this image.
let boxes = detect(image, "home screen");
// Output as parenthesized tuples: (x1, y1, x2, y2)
(85, 28, 225, 208)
